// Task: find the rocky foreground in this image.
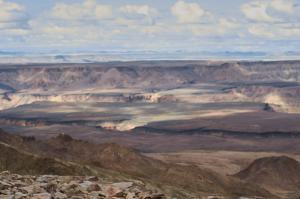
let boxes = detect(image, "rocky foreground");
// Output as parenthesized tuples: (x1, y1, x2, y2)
(0, 129, 277, 199)
(0, 171, 166, 199)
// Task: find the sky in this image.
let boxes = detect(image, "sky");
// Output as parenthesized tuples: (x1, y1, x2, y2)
(1, 0, 300, 54)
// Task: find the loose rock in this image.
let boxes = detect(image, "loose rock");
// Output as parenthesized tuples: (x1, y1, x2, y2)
(0, 172, 167, 199)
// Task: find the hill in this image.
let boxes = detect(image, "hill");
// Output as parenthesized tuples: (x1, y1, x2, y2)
(0, 142, 93, 176)
(235, 156, 300, 198)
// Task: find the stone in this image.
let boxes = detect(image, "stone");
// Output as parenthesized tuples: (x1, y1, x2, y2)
(37, 175, 57, 183)
(53, 191, 68, 199)
(14, 180, 26, 187)
(70, 196, 85, 199)
(138, 192, 167, 199)
(79, 181, 93, 190)
(0, 196, 13, 199)
(0, 180, 11, 190)
(87, 176, 99, 182)
(90, 191, 106, 198)
(0, 173, 165, 199)
(63, 181, 86, 196)
(87, 183, 101, 192)
(19, 185, 34, 194)
(207, 196, 224, 199)
(32, 184, 46, 193)
(11, 174, 23, 181)
(126, 192, 137, 199)
(112, 182, 133, 190)
(78, 181, 101, 193)
(103, 185, 124, 197)
(0, 189, 13, 195)
(32, 192, 52, 199)
(45, 182, 58, 193)
(0, 171, 10, 176)
(14, 192, 27, 199)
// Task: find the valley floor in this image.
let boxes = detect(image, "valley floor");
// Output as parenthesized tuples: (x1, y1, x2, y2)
(146, 150, 300, 176)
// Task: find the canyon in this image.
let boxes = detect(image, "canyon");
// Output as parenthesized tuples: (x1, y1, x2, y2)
(1, 61, 300, 198)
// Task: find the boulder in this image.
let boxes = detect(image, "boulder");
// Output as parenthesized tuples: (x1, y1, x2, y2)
(32, 192, 52, 199)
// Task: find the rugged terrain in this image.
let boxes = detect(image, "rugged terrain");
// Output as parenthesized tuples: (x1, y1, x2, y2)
(1, 61, 300, 114)
(0, 171, 166, 199)
(1, 61, 300, 198)
(0, 129, 274, 199)
(1, 61, 300, 153)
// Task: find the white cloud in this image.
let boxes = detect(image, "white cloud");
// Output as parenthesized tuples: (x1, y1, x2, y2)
(218, 18, 239, 29)
(114, 17, 165, 35)
(189, 25, 216, 36)
(42, 25, 108, 40)
(241, 1, 276, 22)
(247, 23, 300, 38)
(94, 5, 113, 19)
(0, 0, 25, 22)
(120, 4, 158, 18)
(171, 0, 208, 23)
(248, 25, 275, 38)
(2, 0, 300, 52)
(276, 24, 300, 36)
(280, 28, 300, 36)
(36, 0, 117, 44)
(51, 0, 112, 20)
(241, 0, 300, 39)
(242, 0, 299, 39)
(189, 19, 239, 37)
(140, 25, 164, 34)
(114, 17, 136, 27)
(270, 0, 294, 14)
(0, 0, 29, 31)
(28, 22, 121, 47)
(241, 0, 296, 23)
(1, 27, 29, 36)
(119, 4, 158, 27)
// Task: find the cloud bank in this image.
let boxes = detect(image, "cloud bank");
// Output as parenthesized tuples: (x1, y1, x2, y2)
(0, 0, 299, 53)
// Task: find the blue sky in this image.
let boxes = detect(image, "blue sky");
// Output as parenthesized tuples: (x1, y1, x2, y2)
(1, 0, 300, 54)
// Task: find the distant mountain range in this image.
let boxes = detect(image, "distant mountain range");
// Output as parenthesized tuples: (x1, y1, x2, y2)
(0, 51, 24, 56)
(0, 50, 299, 63)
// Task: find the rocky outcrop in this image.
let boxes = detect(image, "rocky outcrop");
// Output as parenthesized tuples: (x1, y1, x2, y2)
(1, 61, 300, 112)
(0, 118, 47, 127)
(230, 85, 300, 113)
(0, 92, 171, 111)
(1, 61, 300, 91)
(0, 171, 166, 199)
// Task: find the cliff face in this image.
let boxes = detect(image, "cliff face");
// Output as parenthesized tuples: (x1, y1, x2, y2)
(0, 61, 299, 118)
(0, 61, 299, 91)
